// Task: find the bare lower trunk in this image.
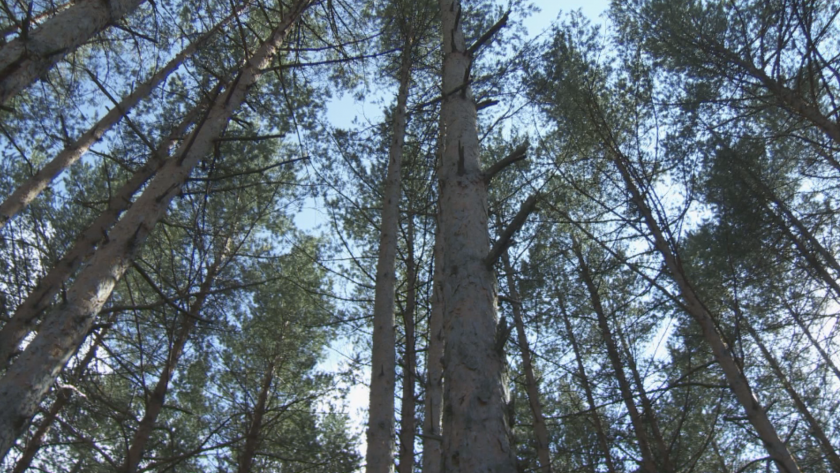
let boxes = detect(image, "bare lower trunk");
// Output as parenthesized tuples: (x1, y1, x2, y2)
(609, 149, 801, 473)
(572, 240, 657, 473)
(559, 298, 616, 473)
(0, 1, 311, 460)
(437, 1, 515, 471)
(745, 320, 840, 471)
(422, 220, 444, 473)
(500, 251, 552, 473)
(398, 219, 417, 473)
(366, 34, 412, 473)
(0, 104, 202, 371)
(123, 249, 226, 473)
(0, 0, 147, 104)
(0, 14, 229, 228)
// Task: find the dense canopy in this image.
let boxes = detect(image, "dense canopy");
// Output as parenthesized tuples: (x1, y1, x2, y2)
(1, 0, 839, 472)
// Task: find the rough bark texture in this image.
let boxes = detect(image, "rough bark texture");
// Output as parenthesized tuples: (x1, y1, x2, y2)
(422, 221, 444, 473)
(398, 220, 417, 473)
(609, 150, 802, 473)
(11, 323, 109, 473)
(0, 1, 311, 460)
(437, 1, 516, 471)
(366, 35, 412, 473)
(123, 249, 226, 473)
(0, 103, 201, 371)
(500, 251, 552, 473)
(0, 15, 227, 229)
(572, 241, 657, 473)
(0, 0, 147, 104)
(560, 300, 617, 473)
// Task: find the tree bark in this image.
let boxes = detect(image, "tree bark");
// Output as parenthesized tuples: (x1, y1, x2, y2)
(0, 101, 202, 371)
(366, 29, 412, 473)
(0, 2, 73, 38)
(608, 148, 802, 473)
(0, 13, 229, 229)
(11, 322, 110, 473)
(422, 218, 444, 473)
(238, 358, 276, 473)
(437, 1, 516, 471)
(500, 250, 553, 473)
(0, 0, 312, 461)
(398, 217, 417, 473)
(571, 240, 658, 473)
(122, 245, 227, 473)
(558, 297, 617, 473)
(0, 0, 147, 104)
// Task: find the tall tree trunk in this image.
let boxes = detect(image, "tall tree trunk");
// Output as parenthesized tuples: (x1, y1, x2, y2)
(366, 30, 412, 473)
(0, 13, 230, 229)
(608, 148, 802, 473)
(571, 240, 658, 473)
(0, 0, 148, 104)
(0, 1, 73, 38)
(500, 250, 553, 473)
(558, 298, 617, 473)
(744, 319, 840, 472)
(786, 304, 840, 384)
(0, 101, 202, 371)
(437, 1, 515, 471)
(0, 0, 312, 460)
(122, 245, 228, 473)
(616, 320, 674, 473)
(422, 218, 444, 473)
(398, 217, 417, 473)
(238, 358, 277, 473)
(11, 322, 111, 473)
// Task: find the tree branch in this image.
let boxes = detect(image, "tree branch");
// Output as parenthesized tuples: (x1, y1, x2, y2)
(485, 193, 538, 268)
(467, 10, 510, 56)
(483, 141, 528, 185)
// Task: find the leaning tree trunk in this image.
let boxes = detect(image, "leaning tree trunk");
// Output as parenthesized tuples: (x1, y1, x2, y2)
(11, 322, 111, 473)
(608, 148, 802, 473)
(0, 0, 312, 460)
(558, 296, 617, 473)
(0, 1, 73, 38)
(617, 321, 674, 473)
(422, 218, 444, 473)
(238, 357, 277, 473)
(123, 244, 228, 473)
(0, 12, 232, 229)
(572, 240, 658, 473)
(0, 0, 148, 104)
(0, 101, 203, 371)
(500, 250, 553, 473)
(366, 30, 413, 473)
(437, 1, 516, 471)
(744, 319, 840, 472)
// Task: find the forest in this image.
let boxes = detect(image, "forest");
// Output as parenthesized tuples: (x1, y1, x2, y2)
(0, 0, 839, 471)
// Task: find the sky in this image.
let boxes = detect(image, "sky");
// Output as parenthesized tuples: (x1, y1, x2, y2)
(316, 0, 612, 464)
